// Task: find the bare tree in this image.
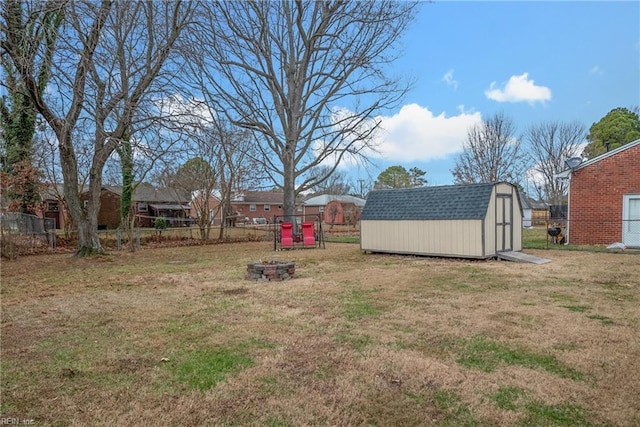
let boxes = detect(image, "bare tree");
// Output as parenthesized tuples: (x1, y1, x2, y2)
(526, 120, 586, 204)
(157, 95, 266, 241)
(214, 123, 266, 239)
(306, 166, 351, 195)
(351, 177, 374, 199)
(188, 0, 417, 218)
(174, 156, 219, 241)
(1, 0, 61, 215)
(2, 1, 195, 255)
(451, 112, 527, 185)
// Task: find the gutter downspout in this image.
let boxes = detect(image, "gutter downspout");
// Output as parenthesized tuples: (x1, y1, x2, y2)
(565, 173, 572, 245)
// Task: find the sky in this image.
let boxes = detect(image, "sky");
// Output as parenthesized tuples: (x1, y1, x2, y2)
(347, 1, 640, 190)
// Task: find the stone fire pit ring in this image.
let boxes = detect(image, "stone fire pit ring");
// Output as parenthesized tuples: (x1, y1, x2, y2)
(247, 260, 295, 281)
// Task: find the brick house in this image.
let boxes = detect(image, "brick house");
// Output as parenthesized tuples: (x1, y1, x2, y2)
(561, 139, 640, 247)
(39, 184, 68, 230)
(230, 191, 303, 223)
(189, 190, 308, 226)
(81, 184, 191, 229)
(190, 190, 223, 225)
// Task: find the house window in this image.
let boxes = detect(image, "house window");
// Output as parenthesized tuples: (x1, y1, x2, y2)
(319, 207, 324, 213)
(264, 204, 271, 212)
(46, 201, 59, 212)
(138, 202, 148, 212)
(250, 204, 256, 212)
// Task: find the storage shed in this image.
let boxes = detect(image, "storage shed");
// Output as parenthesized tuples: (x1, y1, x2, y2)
(360, 182, 523, 258)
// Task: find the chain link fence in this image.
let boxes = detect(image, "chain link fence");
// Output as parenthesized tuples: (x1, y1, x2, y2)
(1, 212, 57, 257)
(545, 218, 640, 248)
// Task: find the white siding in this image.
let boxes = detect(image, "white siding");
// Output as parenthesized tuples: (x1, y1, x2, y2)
(361, 219, 485, 258)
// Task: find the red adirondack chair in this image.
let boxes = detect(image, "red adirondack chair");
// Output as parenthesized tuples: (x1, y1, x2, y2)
(302, 221, 316, 247)
(281, 222, 293, 248)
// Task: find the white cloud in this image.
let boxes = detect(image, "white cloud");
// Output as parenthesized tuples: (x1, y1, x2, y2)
(441, 69, 459, 90)
(485, 72, 552, 104)
(589, 65, 604, 76)
(371, 103, 482, 162)
(153, 94, 215, 127)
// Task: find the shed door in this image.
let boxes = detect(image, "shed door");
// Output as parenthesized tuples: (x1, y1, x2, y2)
(496, 194, 513, 252)
(622, 195, 640, 248)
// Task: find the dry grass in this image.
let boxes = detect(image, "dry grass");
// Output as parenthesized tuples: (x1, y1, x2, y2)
(1, 242, 639, 426)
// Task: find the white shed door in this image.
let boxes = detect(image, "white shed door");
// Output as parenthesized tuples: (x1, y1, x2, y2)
(622, 195, 640, 248)
(496, 194, 513, 252)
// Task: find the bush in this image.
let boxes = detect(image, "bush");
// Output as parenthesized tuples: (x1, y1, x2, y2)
(1, 232, 19, 260)
(154, 217, 168, 231)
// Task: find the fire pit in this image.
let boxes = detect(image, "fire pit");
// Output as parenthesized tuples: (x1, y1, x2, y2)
(246, 260, 295, 281)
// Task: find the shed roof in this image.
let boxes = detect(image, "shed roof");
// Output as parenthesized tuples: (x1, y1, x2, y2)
(360, 183, 496, 221)
(304, 194, 366, 207)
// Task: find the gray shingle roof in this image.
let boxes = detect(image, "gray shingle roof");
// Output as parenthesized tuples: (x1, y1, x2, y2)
(304, 194, 366, 207)
(360, 183, 496, 220)
(104, 184, 190, 203)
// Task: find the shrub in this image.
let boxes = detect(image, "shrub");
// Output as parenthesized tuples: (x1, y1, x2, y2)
(154, 217, 168, 231)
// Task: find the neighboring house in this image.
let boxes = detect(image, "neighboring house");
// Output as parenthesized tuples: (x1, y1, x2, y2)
(303, 194, 366, 225)
(230, 191, 303, 223)
(190, 190, 223, 225)
(39, 184, 68, 230)
(0, 183, 68, 230)
(559, 139, 640, 247)
(81, 184, 191, 229)
(189, 190, 309, 226)
(360, 182, 523, 259)
(520, 193, 549, 227)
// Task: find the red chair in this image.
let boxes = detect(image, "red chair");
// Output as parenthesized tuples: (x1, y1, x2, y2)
(302, 221, 316, 247)
(281, 222, 293, 248)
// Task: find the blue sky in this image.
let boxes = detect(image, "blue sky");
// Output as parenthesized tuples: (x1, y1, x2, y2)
(348, 1, 640, 188)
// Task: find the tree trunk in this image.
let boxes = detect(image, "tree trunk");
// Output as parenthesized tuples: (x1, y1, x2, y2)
(282, 147, 296, 219)
(58, 129, 105, 256)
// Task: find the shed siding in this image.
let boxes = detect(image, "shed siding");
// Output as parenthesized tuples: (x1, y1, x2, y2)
(485, 188, 497, 255)
(361, 219, 484, 258)
(495, 183, 523, 252)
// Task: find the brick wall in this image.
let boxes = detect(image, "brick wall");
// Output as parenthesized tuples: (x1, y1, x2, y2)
(569, 144, 640, 245)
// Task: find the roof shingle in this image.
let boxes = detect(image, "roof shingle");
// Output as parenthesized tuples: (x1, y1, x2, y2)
(360, 183, 495, 221)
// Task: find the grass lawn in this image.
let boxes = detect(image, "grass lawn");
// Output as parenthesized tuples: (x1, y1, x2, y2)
(1, 240, 639, 426)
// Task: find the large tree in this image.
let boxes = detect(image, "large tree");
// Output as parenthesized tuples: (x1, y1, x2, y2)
(188, 0, 417, 218)
(526, 120, 586, 204)
(374, 165, 426, 189)
(583, 107, 640, 158)
(1, 0, 194, 255)
(451, 112, 527, 185)
(0, 0, 61, 214)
